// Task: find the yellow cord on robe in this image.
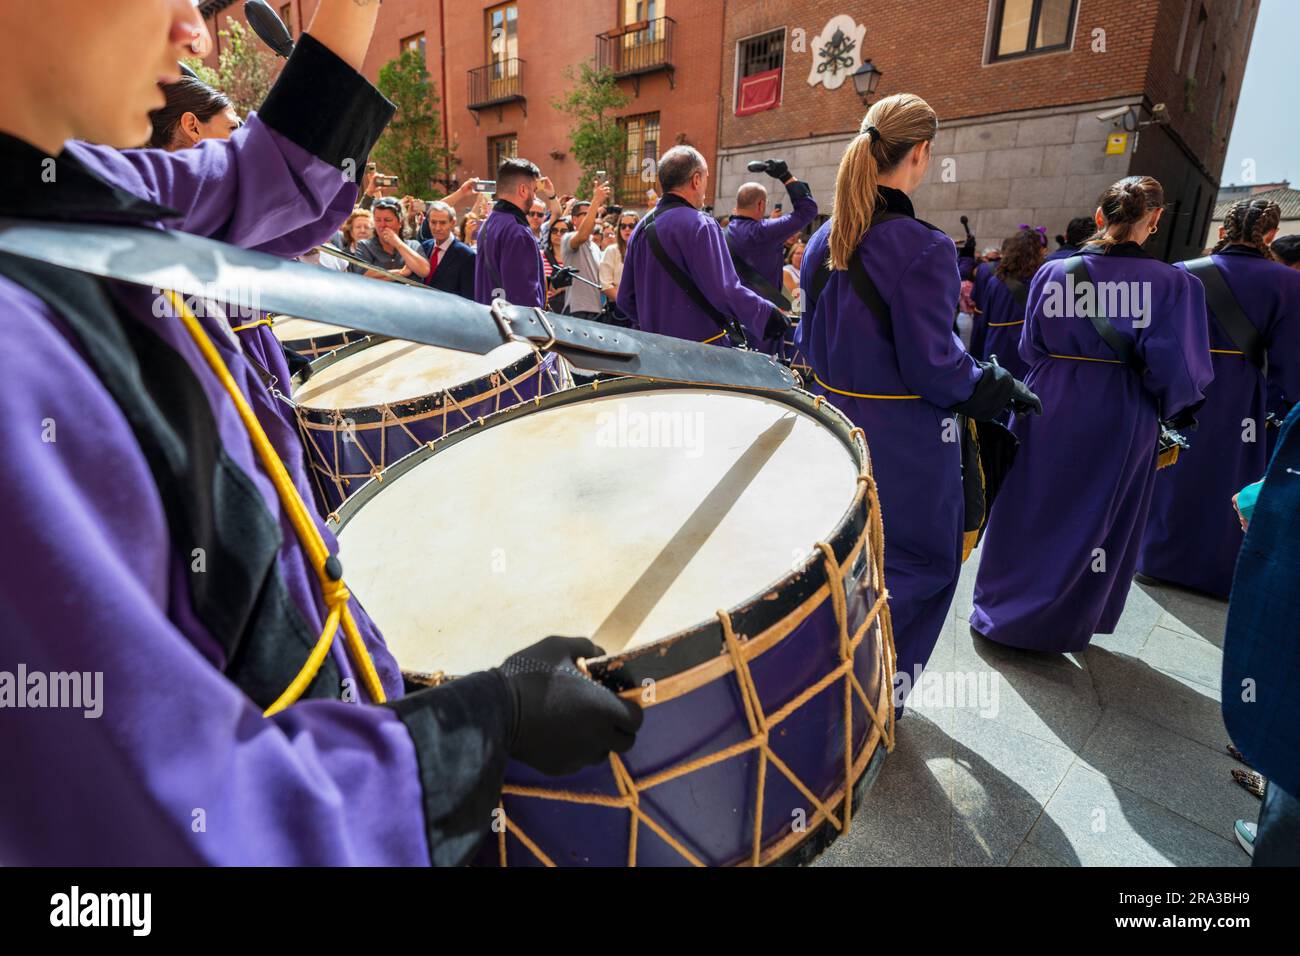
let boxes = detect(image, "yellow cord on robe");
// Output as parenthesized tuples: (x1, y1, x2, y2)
(230, 318, 274, 334)
(987, 319, 1025, 327)
(812, 372, 920, 400)
(1048, 353, 1123, 365)
(163, 291, 387, 715)
(701, 331, 726, 344)
(1210, 348, 1245, 356)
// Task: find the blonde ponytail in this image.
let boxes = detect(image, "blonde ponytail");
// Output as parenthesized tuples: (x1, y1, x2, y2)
(828, 93, 939, 271)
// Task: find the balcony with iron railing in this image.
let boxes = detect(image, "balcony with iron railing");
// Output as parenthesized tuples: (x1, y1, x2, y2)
(467, 58, 527, 122)
(597, 17, 676, 93)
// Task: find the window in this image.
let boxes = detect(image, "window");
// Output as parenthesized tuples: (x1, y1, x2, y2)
(989, 0, 1078, 61)
(1186, 7, 1207, 79)
(486, 3, 518, 69)
(487, 134, 518, 178)
(1174, 0, 1193, 72)
(617, 112, 660, 204)
(279, 3, 293, 34)
(736, 29, 784, 116)
(402, 32, 427, 59)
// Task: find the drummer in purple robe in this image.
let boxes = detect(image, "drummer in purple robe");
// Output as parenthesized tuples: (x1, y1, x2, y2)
(1044, 216, 1096, 264)
(969, 226, 1044, 381)
(971, 176, 1214, 652)
(725, 159, 818, 351)
(618, 145, 787, 347)
(1137, 199, 1300, 598)
(0, 0, 638, 866)
(795, 94, 1040, 706)
(474, 156, 547, 308)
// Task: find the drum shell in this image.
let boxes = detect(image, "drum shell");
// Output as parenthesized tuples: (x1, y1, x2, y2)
(483, 560, 887, 867)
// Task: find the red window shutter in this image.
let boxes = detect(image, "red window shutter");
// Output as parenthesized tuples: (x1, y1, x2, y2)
(736, 68, 781, 116)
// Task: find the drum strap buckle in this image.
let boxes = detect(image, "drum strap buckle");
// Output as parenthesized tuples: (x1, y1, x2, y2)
(489, 299, 558, 353)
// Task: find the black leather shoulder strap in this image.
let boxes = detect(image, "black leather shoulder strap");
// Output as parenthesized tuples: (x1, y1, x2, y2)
(1184, 256, 1266, 374)
(724, 228, 792, 310)
(998, 274, 1029, 308)
(808, 212, 908, 324)
(1064, 254, 1146, 374)
(0, 253, 339, 708)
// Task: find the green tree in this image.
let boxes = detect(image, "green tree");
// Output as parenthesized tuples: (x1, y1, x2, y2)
(185, 20, 279, 117)
(553, 63, 630, 200)
(371, 49, 457, 196)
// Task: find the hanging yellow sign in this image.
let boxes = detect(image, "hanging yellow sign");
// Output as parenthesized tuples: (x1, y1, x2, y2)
(1106, 133, 1129, 155)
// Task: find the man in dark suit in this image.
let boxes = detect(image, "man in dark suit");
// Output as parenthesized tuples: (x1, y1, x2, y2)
(1226, 401, 1300, 864)
(420, 200, 475, 300)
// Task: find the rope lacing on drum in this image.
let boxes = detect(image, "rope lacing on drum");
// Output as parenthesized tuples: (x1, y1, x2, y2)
(164, 291, 387, 715)
(492, 463, 898, 867)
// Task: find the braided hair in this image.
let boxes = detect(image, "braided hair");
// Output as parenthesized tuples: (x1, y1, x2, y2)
(1213, 198, 1282, 259)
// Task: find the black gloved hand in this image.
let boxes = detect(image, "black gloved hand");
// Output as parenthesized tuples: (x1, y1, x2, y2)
(958, 236, 977, 261)
(988, 354, 1043, 416)
(494, 636, 643, 776)
(763, 308, 793, 341)
(763, 159, 791, 181)
(549, 266, 576, 290)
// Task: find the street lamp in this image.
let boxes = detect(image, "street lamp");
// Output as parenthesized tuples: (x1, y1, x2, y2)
(852, 59, 883, 105)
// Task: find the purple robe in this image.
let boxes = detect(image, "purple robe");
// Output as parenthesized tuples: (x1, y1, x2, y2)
(617, 194, 774, 345)
(971, 243, 1214, 651)
(0, 36, 511, 865)
(970, 261, 1032, 380)
(1137, 246, 1300, 597)
(474, 199, 545, 308)
(797, 192, 983, 698)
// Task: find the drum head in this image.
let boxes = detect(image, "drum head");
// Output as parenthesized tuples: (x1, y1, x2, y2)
(337, 387, 860, 678)
(271, 316, 353, 343)
(293, 339, 535, 412)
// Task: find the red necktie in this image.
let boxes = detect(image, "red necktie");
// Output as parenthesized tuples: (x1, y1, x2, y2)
(430, 245, 442, 273)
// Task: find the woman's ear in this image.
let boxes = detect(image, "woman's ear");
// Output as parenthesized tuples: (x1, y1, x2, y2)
(179, 111, 202, 146)
(1094, 208, 1105, 230)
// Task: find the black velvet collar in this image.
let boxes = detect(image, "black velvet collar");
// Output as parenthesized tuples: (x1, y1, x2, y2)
(1079, 240, 1156, 259)
(656, 193, 700, 214)
(875, 185, 916, 219)
(491, 198, 530, 227)
(0, 131, 180, 223)
(1217, 243, 1268, 260)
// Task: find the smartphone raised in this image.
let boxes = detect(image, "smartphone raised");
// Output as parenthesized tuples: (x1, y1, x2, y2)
(473, 180, 497, 193)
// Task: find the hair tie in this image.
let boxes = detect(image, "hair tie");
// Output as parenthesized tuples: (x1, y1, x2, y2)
(865, 125, 880, 144)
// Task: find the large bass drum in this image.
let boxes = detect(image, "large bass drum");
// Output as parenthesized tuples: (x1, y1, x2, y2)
(333, 378, 896, 866)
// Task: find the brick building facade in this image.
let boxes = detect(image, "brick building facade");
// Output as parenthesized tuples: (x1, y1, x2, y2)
(716, 0, 1258, 261)
(200, 0, 726, 207)
(198, 1, 1257, 258)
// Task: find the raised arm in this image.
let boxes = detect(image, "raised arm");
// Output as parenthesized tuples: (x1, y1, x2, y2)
(67, 32, 394, 257)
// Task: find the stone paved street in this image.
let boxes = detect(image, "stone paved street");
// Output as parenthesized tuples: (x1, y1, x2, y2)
(816, 546, 1254, 867)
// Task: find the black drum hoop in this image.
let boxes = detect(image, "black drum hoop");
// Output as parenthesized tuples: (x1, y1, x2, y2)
(292, 335, 546, 428)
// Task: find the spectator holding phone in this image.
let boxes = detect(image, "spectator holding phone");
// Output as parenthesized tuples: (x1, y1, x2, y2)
(559, 179, 611, 320)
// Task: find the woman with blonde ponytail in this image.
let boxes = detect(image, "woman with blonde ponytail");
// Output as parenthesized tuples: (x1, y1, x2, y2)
(796, 93, 1040, 709)
(1137, 198, 1300, 597)
(972, 176, 1213, 652)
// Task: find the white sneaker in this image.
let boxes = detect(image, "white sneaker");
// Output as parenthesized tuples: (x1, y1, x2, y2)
(1234, 819, 1256, 857)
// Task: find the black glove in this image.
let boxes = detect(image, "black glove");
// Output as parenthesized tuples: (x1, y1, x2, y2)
(763, 308, 793, 341)
(958, 235, 976, 261)
(763, 159, 791, 181)
(494, 636, 643, 777)
(549, 266, 576, 290)
(988, 354, 1043, 416)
